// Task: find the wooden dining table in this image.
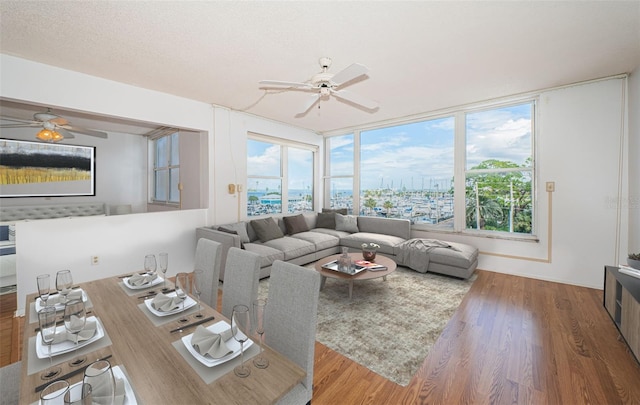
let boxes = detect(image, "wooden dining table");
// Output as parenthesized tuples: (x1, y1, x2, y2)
(19, 272, 305, 404)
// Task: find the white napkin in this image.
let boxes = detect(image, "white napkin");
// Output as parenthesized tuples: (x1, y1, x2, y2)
(191, 325, 236, 359)
(85, 369, 126, 405)
(50, 317, 96, 344)
(44, 289, 83, 306)
(150, 292, 185, 312)
(128, 272, 158, 286)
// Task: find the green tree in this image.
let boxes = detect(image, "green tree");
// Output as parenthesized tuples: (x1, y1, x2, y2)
(364, 198, 377, 215)
(383, 200, 394, 217)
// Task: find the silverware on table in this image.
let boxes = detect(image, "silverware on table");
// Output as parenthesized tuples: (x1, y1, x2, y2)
(169, 316, 215, 334)
(34, 354, 113, 393)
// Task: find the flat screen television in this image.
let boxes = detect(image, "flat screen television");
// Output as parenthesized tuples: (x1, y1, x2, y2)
(0, 138, 96, 197)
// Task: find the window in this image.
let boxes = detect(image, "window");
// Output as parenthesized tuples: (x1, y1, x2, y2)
(360, 117, 454, 227)
(325, 134, 354, 213)
(247, 135, 316, 217)
(465, 102, 534, 234)
(152, 132, 180, 204)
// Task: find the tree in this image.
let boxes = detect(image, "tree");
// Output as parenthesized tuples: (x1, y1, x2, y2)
(364, 198, 377, 215)
(383, 200, 394, 217)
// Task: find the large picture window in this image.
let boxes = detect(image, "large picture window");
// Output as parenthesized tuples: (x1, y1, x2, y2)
(152, 132, 180, 204)
(325, 134, 354, 213)
(247, 135, 316, 217)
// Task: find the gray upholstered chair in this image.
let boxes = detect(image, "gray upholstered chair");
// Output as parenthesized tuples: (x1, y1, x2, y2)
(220, 247, 261, 319)
(195, 238, 222, 311)
(0, 361, 21, 405)
(264, 260, 321, 405)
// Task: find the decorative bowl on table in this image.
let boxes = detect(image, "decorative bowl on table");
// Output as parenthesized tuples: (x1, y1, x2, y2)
(362, 249, 376, 262)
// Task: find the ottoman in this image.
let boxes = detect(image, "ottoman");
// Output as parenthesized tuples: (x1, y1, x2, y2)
(395, 238, 478, 279)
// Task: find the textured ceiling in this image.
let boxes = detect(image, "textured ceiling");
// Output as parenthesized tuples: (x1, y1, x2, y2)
(0, 1, 639, 135)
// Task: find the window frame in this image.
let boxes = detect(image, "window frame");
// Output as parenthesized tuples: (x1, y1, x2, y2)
(151, 131, 180, 206)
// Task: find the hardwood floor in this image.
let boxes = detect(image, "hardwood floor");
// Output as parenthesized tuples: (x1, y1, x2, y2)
(3, 270, 640, 404)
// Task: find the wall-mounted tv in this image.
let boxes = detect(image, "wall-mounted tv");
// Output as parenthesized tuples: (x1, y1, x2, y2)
(0, 138, 96, 198)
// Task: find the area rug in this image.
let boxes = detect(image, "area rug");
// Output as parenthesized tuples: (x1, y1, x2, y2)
(258, 265, 476, 386)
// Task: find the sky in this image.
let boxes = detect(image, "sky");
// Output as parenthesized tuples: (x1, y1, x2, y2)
(247, 102, 532, 192)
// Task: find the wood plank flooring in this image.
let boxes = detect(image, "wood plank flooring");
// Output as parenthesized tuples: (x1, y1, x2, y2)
(3, 269, 640, 404)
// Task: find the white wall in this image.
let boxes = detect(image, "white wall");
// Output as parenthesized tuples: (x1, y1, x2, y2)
(415, 77, 629, 289)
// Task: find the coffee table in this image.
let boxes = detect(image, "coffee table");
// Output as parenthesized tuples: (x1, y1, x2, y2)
(314, 252, 397, 299)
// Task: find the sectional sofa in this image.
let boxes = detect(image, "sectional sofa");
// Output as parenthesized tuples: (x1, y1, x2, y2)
(196, 210, 478, 281)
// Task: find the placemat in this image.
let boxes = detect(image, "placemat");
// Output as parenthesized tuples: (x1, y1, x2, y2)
(28, 296, 94, 325)
(137, 302, 201, 326)
(27, 317, 113, 376)
(172, 338, 259, 384)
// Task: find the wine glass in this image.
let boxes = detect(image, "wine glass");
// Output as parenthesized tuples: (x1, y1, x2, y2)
(38, 306, 61, 380)
(83, 359, 115, 405)
(158, 252, 169, 291)
(37, 274, 51, 308)
(64, 382, 92, 405)
(192, 269, 204, 318)
(175, 272, 190, 323)
(56, 270, 73, 305)
(232, 304, 251, 378)
(252, 298, 269, 369)
(144, 254, 157, 277)
(40, 380, 70, 405)
(64, 299, 86, 367)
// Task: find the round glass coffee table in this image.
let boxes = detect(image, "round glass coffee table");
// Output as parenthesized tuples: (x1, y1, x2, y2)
(314, 252, 397, 299)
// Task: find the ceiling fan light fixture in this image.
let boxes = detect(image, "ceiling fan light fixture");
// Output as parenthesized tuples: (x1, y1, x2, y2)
(36, 128, 63, 142)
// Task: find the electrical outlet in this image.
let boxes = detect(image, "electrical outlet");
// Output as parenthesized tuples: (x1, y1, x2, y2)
(546, 181, 555, 192)
(91, 256, 99, 265)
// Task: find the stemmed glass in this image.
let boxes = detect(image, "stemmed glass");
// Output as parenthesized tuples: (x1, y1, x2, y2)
(37, 306, 61, 380)
(64, 299, 86, 367)
(56, 270, 73, 305)
(192, 269, 204, 318)
(64, 382, 92, 405)
(158, 252, 169, 291)
(232, 304, 251, 378)
(252, 298, 269, 369)
(40, 380, 70, 404)
(83, 359, 115, 405)
(175, 272, 190, 323)
(37, 274, 51, 308)
(144, 254, 157, 277)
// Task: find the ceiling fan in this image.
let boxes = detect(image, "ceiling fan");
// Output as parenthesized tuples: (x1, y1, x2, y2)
(0, 109, 108, 142)
(259, 57, 378, 114)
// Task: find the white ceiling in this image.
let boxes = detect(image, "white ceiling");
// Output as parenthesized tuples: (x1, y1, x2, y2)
(0, 1, 639, 135)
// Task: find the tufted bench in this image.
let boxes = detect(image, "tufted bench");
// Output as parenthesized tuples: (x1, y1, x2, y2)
(0, 203, 107, 222)
(395, 238, 478, 279)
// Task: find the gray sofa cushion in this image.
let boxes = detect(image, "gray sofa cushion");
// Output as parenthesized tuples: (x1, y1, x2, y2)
(316, 212, 336, 229)
(250, 217, 285, 242)
(243, 243, 285, 267)
(309, 228, 352, 239)
(357, 216, 411, 240)
(283, 214, 309, 235)
(427, 241, 479, 268)
(340, 232, 407, 255)
(219, 222, 250, 243)
(335, 214, 359, 233)
(263, 236, 316, 260)
(290, 231, 340, 251)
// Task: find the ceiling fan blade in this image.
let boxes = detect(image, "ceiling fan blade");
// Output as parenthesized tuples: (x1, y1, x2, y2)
(259, 80, 313, 89)
(50, 117, 69, 126)
(331, 89, 378, 110)
(299, 93, 321, 115)
(331, 63, 369, 86)
(0, 123, 41, 128)
(0, 116, 39, 125)
(55, 127, 75, 139)
(63, 125, 108, 139)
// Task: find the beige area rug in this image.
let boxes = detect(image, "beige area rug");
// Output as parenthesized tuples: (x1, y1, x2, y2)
(258, 264, 476, 386)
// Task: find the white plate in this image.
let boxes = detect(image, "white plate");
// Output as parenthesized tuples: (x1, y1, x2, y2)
(144, 292, 197, 316)
(43, 366, 137, 405)
(181, 320, 253, 368)
(35, 289, 88, 312)
(122, 274, 164, 290)
(35, 316, 105, 358)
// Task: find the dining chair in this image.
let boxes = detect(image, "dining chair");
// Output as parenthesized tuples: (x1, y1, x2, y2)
(195, 238, 222, 311)
(0, 361, 21, 405)
(220, 247, 261, 319)
(264, 260, 320, 405)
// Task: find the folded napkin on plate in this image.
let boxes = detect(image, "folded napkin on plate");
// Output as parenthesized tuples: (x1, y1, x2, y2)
(44, 289, 83, 306)
(150, 292, 185, 312)
(85, 369, 126, 405)
(51, 317, 97, 344)
(191, 325, 236, 359)
(128, 272, 158, 286)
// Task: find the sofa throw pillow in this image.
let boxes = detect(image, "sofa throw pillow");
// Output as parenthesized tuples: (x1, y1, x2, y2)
(217, 227, 246, 249)
(316, 212, 336, 229)
(283, 214, 309, 235)
(335, 213, 359, 233)
(219, 222, 250, 244)
(250, 217, 285, 242)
